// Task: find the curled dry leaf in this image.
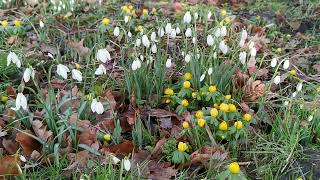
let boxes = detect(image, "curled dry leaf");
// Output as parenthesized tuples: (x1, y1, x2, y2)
(148, 161, 177, 180)
(67, 39, 89, 57)
(151, 138, 167, 158)
(78, 128, 98, 147)
(185, 146, 227, 168)
(0, 155, 21, 176)
(15, 130, 41, 157)
(2, 139, 19, 154)
(31, 120, 53, 142)
(100, 140, 134, 156)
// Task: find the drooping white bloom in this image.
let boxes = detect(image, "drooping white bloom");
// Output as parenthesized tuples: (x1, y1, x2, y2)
(183, 11, 192, 24)
(192, 37, 196, 44)
(151, 44, 157, 53)
(239, 51, 247, 65)
(135, 38, 141, 47)
(214, 28, 221, 37)
(131, 59, 141, 71)
(283, 59, 290, 69)
(175, 27, 181, 35)
(170, 29, 176, 39)
(181, 51, 185, 57)
(124, 16, 130, 23)
(142, 35, 150, 48)
(185, 28, 192, 37)
(165, 23, 172, 34)
(307, 115, 313, 122)
(23, 67, 35, 83)
(128, 31, 132, 38)
(112, 155, 120, 164)
(96, 49, 111, 63)
(20, 155, 27, 162)
(48, 53, 54, 59)
(166, 59, 172, 68)
(292, 91, 297, 98)
(284, 101, 289, 106)
(56, 64, 70, 79)
(197, 53, 200, 59)
(72, 69, 82, 82)
(296, 82, 303, 92)
(208, 67, 213, 75)
(150, 32, 157, 42)
(239, 39, 245, 48)
(220, 26, 227, 37)
(194, 12, 198, 20)
(39, 20, 44, 28)
(271, 58, 277, 67)
(158, 27, 165, 37)
(200, 73, 205, 82)
(113, 27, 120, 37)
(249, 41, 255, 49)
(250, 47, 257, 57)
(7, 52, 21, 68)
(239, 29, 247, 47)
(207, 11, 212, 19)
(15, 93, 28, 111)
(185, 54, 191, 63)
(207, 35, 214, 46)
(91, 99, 104, 114)
(140, 55, 144, 61)
(274, 75, 281, 85)
(123, 159, 131, 171)
(219, 41, 228, 54)
(95, 64, 107, 75)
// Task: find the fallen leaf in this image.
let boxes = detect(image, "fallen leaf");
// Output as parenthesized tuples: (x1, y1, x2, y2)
(100, 140, 134, 156)
(6, 86, 16, 98)
(15, 130, 41, 157)
(30, 150, 41, 161)
(2, 139, 19, 154)
(148, 161, 177, 180)
(0, 155, 21, 176)
(67, 39, 89, 56)
(313, 64, 320, 74)
(7, 36, 19, 45)
(32, 120, 53, 142)
(78, 128, 97, 147)
(151, 138, 167, 158)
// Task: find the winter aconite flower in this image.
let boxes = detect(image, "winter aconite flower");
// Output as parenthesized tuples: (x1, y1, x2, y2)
(164, 88, 174, 96)
(183, 81, 191, 89)
(220, 9, 227, 16)
(234, 121, 243, 130)
(91, 99, 104, 114)
(184, 72, 192, 80)
(1, 20, 9, 27)
(276, 47, 282, 53)
(178, 142, 188, 152)
(102, 18, 110, 25)
(289, 70, 297, 76)
(13, 20, 21, 27)
(57, 64, 70, 80)
(228, 104, 237, 112)
(15, 93, 28, 111)
(183, 11, 192, 24)
(224, 95, 231, 100)
(72, 69, 83, 82)
(197, 119, 206, 127)
(7, 52, 21, 68)
(195, 110, 204, 119)
(219, 121, 228, 131)
(142, 9, 148, 15)
(103, 134, 111, 141)
(208, 85, 217, 93)
(182, 121, 189, 129)
(243, 113, 252, 122)
(219, 103, 229, 112)
(181, 99, 189, 107)
(229, 162, 240, 174)
(210, 108, 219, 118)
(97, 49, 111, 63)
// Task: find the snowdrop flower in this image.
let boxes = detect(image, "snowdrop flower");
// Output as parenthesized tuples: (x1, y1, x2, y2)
(220, 26, 227, 37)
(128, 31, 132, 38)
(274, 75, 281, 85)
(15, 93, 28, 111)
(194, 12, 198, 20)
(48, 53, 54, 59)
(158, 27, 165, 37)
(72, 69, 82, 82)
(271, 58, 277, 67)
(200, 73, 205, 82)
(214, 28, 221, 37)
(207, 35, 214, 46)
(112, 155, 120, 164)
(113, 27, 120, 37)
(20, 155, 27, 162)
(165, 23, 172, 34)
(239, 29, 247, 47)
(23, 67, 35, 83)
(219, 41, 228, 54)
(185, 54, 191, 63)
(239, 51, 247, 65)
(140, 55, 144, 61)
(95, 64, 107, 75)
(96, 49, 111, 63)
(7, 52, 21, 68)
(151, 44, 157, 53)
(175, 27, 181, 35)
(249, 41, 255, 49)
(166, 59, 172, 68)
(283, 59, 290, 69)
(292, 91, 297, 98)
(123, 159, 131, 171)
(183, 11, 192, 24)
(181, 51, 185, 57)
(170, 29, 176, 39)
(284, 100, 289, 106)
(185, 28, 192, 37)
(208, 67, 213, 75)
(142, 35, 150, 48)
(91, 99, 104, 114)
(192, 37, 196, 44)
(124, 16, 130, 23)
(57, 64, 70, 79)
(131, 59, 141, 71)
(250, 47, 257, 57)
(307, 115, 313, 122)
(296, 82, 303, 92)
(39, 20, 44, 28)
(207, 11, 212, 19)
(135, 38, 141, 47)
(150, 32, 157, 42)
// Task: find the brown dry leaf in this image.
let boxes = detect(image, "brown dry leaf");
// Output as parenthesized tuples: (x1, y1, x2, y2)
(7, 36, 19, 45)
(78, 128, 97, 147)
(15, 130, 41, 157)
(288, 21, 301, 30)
(151, 138, 167, 158)
(2, 139, 19, 154)
(100, 140, 134, 156)
(256, 68, 269, 79)
(172, 2, 183, 13)
(30, 150, 41, 161)
(67, 150, 90, 167)
(148, 161, 177, 180)
(243, 78, 266, 101)
(313, 64, 320, 74)
(40, 43, 58, 56)
(0, 155, 21, 176)
(248, 57, 256, 76)
(67, 39, 89, 56)
(240, 102, 255, 114)
(6, 86, 16, 98)
(123, 111, 136, 125)
(32, 120, 53, 142)
(50, 79, 65, 89)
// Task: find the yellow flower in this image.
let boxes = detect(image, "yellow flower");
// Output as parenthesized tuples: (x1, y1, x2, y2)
(75, 63, 81, 70)
(151, 8, 157, 14)
(220, 9, 227, 16)
(195, 110, 204, 119)
(135, 25, 144, 32)
(225, 17, 231, 24)
(228, 162, 240, 174)
(243, 113, 252, 122)
(228, 104, 237, 112)
(121, 5, 129, 12)
(165, 99, 171, 104)
(219, 103, 229, 112)
(256, 15, 261, 20)
(224, 95, 231, 100)
(197, 119, 206, 127)
(208, 85, 217, 93)
(103, 134, 111, 141)
(181, 99, 189, 107)
(219, 20, 224, 26)
(296, 177, 303, 180)
(219, 121, 228, 131)
(184, 72, 192, 80)
(183, 81, 191, 89)
(213, 103, 218, 108)
(276, 48, 282, 53)
(142, 9, 148, 15)
(85, 94, 94, 101)
(0, 96, 9, 103)
(102, 18, 110, 25)
(192, 92, 197, 99)
(164, 88, 174, 96)
(1, 20, 9, 27)
(210, 108, 219, 118)
(234, 121, 243, 130)
(178, 142, 188, 152)
(13, 20, 21, 27)
(182, 121, 189, 129)
(289, 70, 297, 76)
(128, 5, 133, 10)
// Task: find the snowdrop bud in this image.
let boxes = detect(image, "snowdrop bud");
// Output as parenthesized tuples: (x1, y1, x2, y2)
(220, 26, 227, 37)
(57, 64, 70, 79)
(48, 53, 54, 59)
(142, 35, 150, 48)
(131, 59, 141, 71)
(208, 67, 213, 75)
(192, 37, 196, 44)
(292, 91, 297, 98)
(271, 58, 277, 67)
(16, 93, 28, 111)
(39, 20, 44, 28)
(135, 38, 141, 47)
(128, 31, 132, 38)
(249, 42, 255, 49)
(23, 67, 35, 83)
(124, 16, 130, 23)
(97, 49, 111, 63)
(207, 11, 212, 19)
(239, 39, 245, 48)
(166, 59, 172, 68)
(284, 101, 289, 106)
(200, 73, 205, 82)
(207, 35, 214, 46)
(194, 12, 198, 20)
(140, 55, 144, 61)
(214, 28, 221, 37)
(151, 32, 157, 42)
(7, 52, 21, 68)
(20, 155, 26, 162)
(274, 75, 281, 85)
(307, 115, 313, 122)
(181, 51, 185, 57)
(165, 23, 172, 34)
(296, 82, 303, 92)
(250, 47, 257, 57)
(175, 27, 181, 35)
(185, 54, 191, 63)
(213, 52, 217, 59)
(158, 27, 165, 37)
(151, 44, 157, 53)
(95, 64, 107, 75)
(113, 27, 120, 37)
(197, 53, 200, 59)
(112, 156, 120, 164)
(91, 99, 104, 114)
(72, 69, 82, 82)
(183, 11, 192, 24)
(219, 41, 228, 54)
(170, 29, 176, 39)
(239, 51, 247, 65)
(123, 159, 131, 171)
(185, 28, 192, 37)
(283, 59, 290, 69)
(241, 29, 248, 41)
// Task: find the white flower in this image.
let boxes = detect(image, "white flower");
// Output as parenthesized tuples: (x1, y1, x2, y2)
(142, 35, 150, 48)
(250, 47, 257, 57)
(95, 64, 107, 75)
(185, 28, 192, 37)
(96, 49, 111, 63)
(219, 41, 228, 54)
(140, 55, 144, 61)
(123, 159, 131, 171)
(39, 20, 44, 28)
(208, 67, 213, 75)
(194, 12, 198, 20)
(200, 73, 205, 82)
(307, 115, 313, 122)
(112, 155, 120, 164)
(16, 93, 28, 111)
(185, 54, 191, 63)
(170, 29, 176, 39)
(296, 82, 303, 92)
(150, 32, 157, 42)
(207, 11, 212, 19)
(7, 52, 21, 68)
(48, 53, 54, 59)
(197, 53, 200, 59)
(240, 29, 248, 41)
(283, 59, 290, 69)
(183, 11, 192, 24)
(207, 35, 214, 46)
(72, 69, 82, 82)
(124, 16, 130, 23)
(91, 99, 104, 114)
(128, 31, 132, 38)
(166, 59, 172, 68)
(158, 27, 165, 37)
(23, 67, 35, 83)
(135, 38, 141, 47)
(284, 101, 289, 106)
(292, 91, 297, 98)
(220, 26, 227, 37)
(249, 41, 255, 49)
(239, 51, 247, 65)
(274, 75, 281, 85)
(175, 27, 181, 35)
(151, 44, 157, 53)
(113, 27, 120, 37)
(192, 37, 196, 44)
(165, 23, 172, 34)
(56, 64, 70, 79)
(271, 58, 277, 67)
(20, 155, 27, 162)
(181, 51, 185, 57)
(239, 39, 245, 48)
(214, 28, 221, 37)
(131, 59, 141, 71)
